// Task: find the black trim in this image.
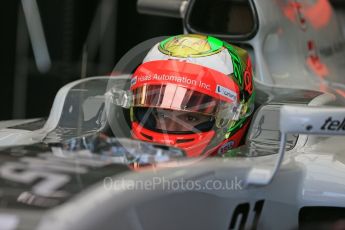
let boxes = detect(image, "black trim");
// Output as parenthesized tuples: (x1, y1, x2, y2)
(176, 138, 195, 143)
(141, 132, 153, 140)
(184, 0, 259, 41)
(8, 118, 46, 131)
(150, 129, 200, 135)
(299, 206, 345, 229)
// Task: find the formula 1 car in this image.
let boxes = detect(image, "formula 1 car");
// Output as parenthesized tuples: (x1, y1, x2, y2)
(0, 67, 345, 230)
(1, 0, 345, 230)
(1, 73, 345, 230)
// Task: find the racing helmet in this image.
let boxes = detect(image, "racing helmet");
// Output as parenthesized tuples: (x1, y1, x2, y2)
(130, 34, 255, 157)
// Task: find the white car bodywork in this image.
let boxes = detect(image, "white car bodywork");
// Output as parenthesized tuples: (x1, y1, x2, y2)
(0, 75, 343, 230)
(0, 76, 122, 147)
(250, 0, 345, 90)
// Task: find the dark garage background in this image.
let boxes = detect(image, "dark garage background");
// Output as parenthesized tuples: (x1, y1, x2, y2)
(0, 0, 344, 121)
(0, 0, 182, 120)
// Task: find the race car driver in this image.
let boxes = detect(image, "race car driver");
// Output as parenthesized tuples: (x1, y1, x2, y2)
(129, 34, 255, 157)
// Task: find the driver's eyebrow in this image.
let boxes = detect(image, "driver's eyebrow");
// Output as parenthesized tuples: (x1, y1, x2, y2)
(177, 112, 210, 120)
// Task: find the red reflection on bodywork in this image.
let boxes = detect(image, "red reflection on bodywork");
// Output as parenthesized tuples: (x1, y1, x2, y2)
(336, 89, 345, 98)
(283, 0, 332, 30)
(319, 82, 328, 92)
(306, 40, 329, 77)
(304, 0, 332, 29)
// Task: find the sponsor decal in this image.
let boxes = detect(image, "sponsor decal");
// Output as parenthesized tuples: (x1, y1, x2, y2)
(130, 77, 137, 86)
(161, 34, 212, 58)
(133, 74, 211, 90)
(320, 117, 345, 131)
(218, 140, 235, 155)
(244, 58, 253, 95)
(216, 85, 237, 101)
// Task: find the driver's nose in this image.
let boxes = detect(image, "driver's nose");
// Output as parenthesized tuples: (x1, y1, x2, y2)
(156, 116, 183, 131)
(167, 117, 184, 131)
(157, 117, 179, 131)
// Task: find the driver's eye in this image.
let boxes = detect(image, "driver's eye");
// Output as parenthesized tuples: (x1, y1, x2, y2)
(186, 115, 198, 122)
(156, 112, 167, 118)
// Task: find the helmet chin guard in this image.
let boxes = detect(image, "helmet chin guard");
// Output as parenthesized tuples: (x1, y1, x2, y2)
(132, 122, 215, 157)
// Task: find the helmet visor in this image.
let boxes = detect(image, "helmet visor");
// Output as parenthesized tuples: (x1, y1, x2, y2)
(133, 107, 215, 133)
(132, 83, 241, 133)
(132, 84, 220, 116)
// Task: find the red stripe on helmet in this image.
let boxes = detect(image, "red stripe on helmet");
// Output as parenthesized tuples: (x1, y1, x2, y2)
(131, 60, 239, 103)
